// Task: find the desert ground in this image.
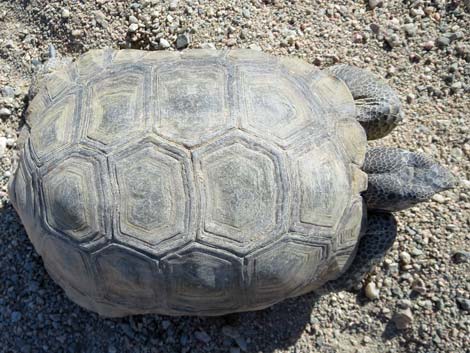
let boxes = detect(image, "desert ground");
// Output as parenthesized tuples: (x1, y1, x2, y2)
(0, 1, 468, 352)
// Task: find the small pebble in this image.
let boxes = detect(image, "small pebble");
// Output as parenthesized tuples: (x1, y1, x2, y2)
(11, 311, 22, 323)
(1, 86, 15, 97)
(410, 8, 425, 17)
(436, 36, 450, 48)
(159, 38, 170, 49)
(406, 94, 415, 103)
(169, 0, 178, 11)
(423, 40, 434, 50)
(0, 107, 11, 118)
(128, 23, 139, 33)
(456, 298, 470, 312)
(368, 0, 382, 10)
(400, 251, 411, 264)
(370, 23, 380, 34)
(432, 194, 446, 203)
(393, 308, 413, 330)
(452, 251, 470, 264)
(352, 33, 363, 43)
(61, 8, 70, 19)
(194, 330, 211, 343)
(402, 23, 417, 37)
(398, 299, 412, 309)
(176, 33, 190, 49)
(200, 42, 216, 49)
(412, 278, 426, 294)
(365, 282, 380, 300)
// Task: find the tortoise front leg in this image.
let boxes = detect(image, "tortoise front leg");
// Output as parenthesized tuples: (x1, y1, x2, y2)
(326, 212, 397, 291)
(328, 65, 403, 140)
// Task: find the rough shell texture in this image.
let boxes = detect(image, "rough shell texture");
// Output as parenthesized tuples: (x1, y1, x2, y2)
(9, 49, 368, 317)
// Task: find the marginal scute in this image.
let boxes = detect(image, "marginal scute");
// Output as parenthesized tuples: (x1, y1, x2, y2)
(335, 119, 367, 166)
(42, 155, 102, 242)
(336, 197, 365, 249)
(42, 235, 95, 297)
(30, 93, 76, 161)
(247, 240, 325, 306)
(142, 50, 180, 64)
(309, 71, 356, 117)
(162, 247, 241, 314)
(181, 49, 225, 59)
(12, 163, 28, 213)
(351, 164, 368, 195)
(75, 49, 112, 78)
(226, 49, 274, 63)
(94, 245, 159, 309)
(279, 56, 316, 77)
(26, 91, 49, 125)
(44, 70, 74, 100)
(291, 140, 350, 231)
(155, 63, 231, 147)
(329, 197, 366, 276)
(112, 49, 147, 65)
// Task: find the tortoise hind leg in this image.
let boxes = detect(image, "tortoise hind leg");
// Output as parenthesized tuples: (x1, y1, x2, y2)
(326, 212, 397, 291)
(328, 65, 403, 140)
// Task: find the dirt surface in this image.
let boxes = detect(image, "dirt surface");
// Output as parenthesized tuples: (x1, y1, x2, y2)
(0, 1, 469, 352)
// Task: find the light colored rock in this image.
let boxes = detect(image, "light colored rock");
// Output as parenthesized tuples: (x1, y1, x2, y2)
(432, 194, 446, 203)
(368, 0, 383, 10)
(61, 8, 70, 19)
(169, 0, 179, 11)
(0, 107, 11, 117)
(365, 282, 380, 300)
(159, 38, 170, 49)
(400, 251, 411, 264)
(0, 137, 6, 158)
(128, 23, 139, 33)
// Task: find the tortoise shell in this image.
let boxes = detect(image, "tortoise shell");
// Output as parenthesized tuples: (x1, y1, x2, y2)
(9, 49, 367, 316)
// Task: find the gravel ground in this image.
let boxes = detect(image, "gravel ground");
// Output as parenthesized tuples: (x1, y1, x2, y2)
(0, 0, 469, 352)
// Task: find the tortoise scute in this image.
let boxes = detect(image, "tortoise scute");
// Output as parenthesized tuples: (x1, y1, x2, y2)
(155, 63, 230, 147)
(162, 246, 242, 314)
(94, 245, 160, 309)
(195, 137, 286, 254)
(110, 137, 195, 254)
(247, 240, 325, 306)
(86, 69, 146, 146)
(11, 49, 367, 316)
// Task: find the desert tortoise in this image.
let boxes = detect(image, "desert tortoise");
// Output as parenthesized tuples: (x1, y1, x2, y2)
(8, 48, 455, 317)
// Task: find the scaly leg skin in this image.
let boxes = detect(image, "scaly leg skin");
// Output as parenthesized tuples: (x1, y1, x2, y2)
(362, 147, 456, 212)
(326, 212, 397, 291)
(328, 65, 403, 140)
